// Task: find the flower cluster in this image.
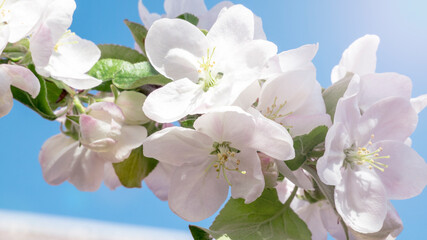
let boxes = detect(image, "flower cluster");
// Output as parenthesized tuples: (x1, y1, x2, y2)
(1, 0, 426, 239)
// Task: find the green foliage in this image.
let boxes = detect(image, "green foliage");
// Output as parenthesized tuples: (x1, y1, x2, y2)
(98, 44, 147, 63)
(189, 225, 213, 240)
(113, 145, 158, 188)
(285, 126, 328, 171)
(11, 65, 65, 120)
(208, 188, 312, 240)
(322, 74, 352, 119)
(88, 59, 171, 90)
(124, 19, 148, 55)
(177, 13, 199, 26)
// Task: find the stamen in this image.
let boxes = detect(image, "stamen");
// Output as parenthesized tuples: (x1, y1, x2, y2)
(263, 97, 293, 121)
(345, 144, 390, 172)
(197, 47, 223, 91)
(54, 30, 78, 52)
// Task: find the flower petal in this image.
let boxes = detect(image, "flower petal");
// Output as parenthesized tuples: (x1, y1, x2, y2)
(229, 149, 264, 203)
(276, 160, 314, 190)
(373, 140, 427, 200)
(411, 94, 427, 114)
(143, 127, 213, 166)
(50, 72, 102, 90)
(163, 0, 207, 18)
(38, 134, 79, 185)
(335, 168, 387, 233)
(334, 94, 361, 136)
(110, 125, 147, 161)
(138, 0, 162, 28)
(142, 79, 203, 123)
(168, 161, 229, 221)
(68, 150, 105, 192)
(103, 163, 122, 190)
(295, 202, 328, 240)
(7, 0, 44, 42)
(198, 1, 233, 30)
(145, 18, 207, 77)
(2, 65, 40, 98)
(0, 67, 13, 118)
(145, 162, 175, 201)
(0, 24, 10, 53)
(277, 43, 318, 72)
(116, 91, 150, 125)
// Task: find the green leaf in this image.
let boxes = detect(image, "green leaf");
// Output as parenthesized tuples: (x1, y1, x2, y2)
(11, 65, 63, 120)
(285, 126, 328, 171)
(124, 19, 148, 55)
(113, 145, 158, 188)
(98, 44, 147, 63)
(189, 225, 213, 240)
(322, 73, 353, 119)
(177, 13, 199, 26)
(210, 188, 312, 240)
(88, 59, 171, 90)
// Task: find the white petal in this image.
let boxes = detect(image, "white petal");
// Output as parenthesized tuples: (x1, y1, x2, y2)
(50, 72, 102, 90)
(283, 114, 331, 137)
(138, 0, 162, 28)
(145, 18, 207, 77)
(168, 161, 229, 221)
(69, 150, 105, 192)
(0, 24, 10, 53)
(111, 125, 147, 161)
(79, 115, 117, 151)
(7, 0, 44, 42)
(163, 48, 199, 82)
(38, 134, 79, 185)
(0, 72, 13, 118)
(208, 5, 254, 47)
(30, 25, 55, 68)
(276, 161, 314, 190)
(373, 140, 427, 199)
(229, 149, 264, 203)
(2, 65, 40, 98)
(103, 163, 122, 190)
(334, 94, 361, 135)
(318, 202, 347, 240)
(253, 15, 266, 40)
(357, 97, 418, 144)
(231, 77, 261, 110)
(142, 79, 203, 123)
(411, 94, 427, 114)
(277, 43, 318, 72)
(143, 127, 213, 166)
(145, 163, 175, 201)
(296, 203, 328, 240)
(317, 123, 350, 186)
(164, 0, 207, 18)
(335, 168, 387, 233)
(197, 1, 233, 30)
(333, 34, 380, 83)
(357, 73, 412, 112)
(116, 91, 150, 125)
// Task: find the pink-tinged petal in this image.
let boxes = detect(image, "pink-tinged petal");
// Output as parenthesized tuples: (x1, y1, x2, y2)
(357, 97, 418, 144)
(79, 115, 117, 151)
(2, 65, 40, 98)
(0, 68, 13, 118)
(50, 72, 102, 90)
(373, 140, 427, 200)
(30, 25, 55, 68)
(145, 18, 207, 77)
(0, 24, 10, 53)
(208, 5, 254, 47)
(48, 34, 101, 74)
(357, 73, 412, 112)
(275, 179, 294, 204)
(350, 202, 403, 240)
(145, 163, 175, 201)
(38, 134, 79, 185)
(258, 70, 317, 118)
(318, 202, 347, 240)
(142, 79, 203, 123)
(231, 77, 261, 110)
(110, 125, 147, 161)
(198, 1, 234, 30)
(248, 109, 294, 161)
(143, 127, 213, 166)
(7, 0, 44, 42)
(283, 114, 331, 137)
(317, 123, 350, 186)
(87, 102, 125, 124)
(103, 163, 122, 190)
(168, 161, 229, 221)
(229, 149, 264, 203)
(138, 0, 162, 28)
(69, 150, 105, 192)
(276, 160, 314, 190)
(332, 34, 380, 83)
(115, 91, 150, 125)
(411, 94, 427, 113)
(164, 0, 207, 18)
(334, 95, 361, 136)
(335, 168, 388, 233)
(278, 43, 318, 72)
(295, 203, 328, 240)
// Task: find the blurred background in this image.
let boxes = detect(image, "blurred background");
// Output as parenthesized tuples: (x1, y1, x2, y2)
(0, 0, 426, 239)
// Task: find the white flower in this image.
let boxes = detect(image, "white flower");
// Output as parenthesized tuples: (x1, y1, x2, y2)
(143, 5, 277, 122)
(114, 91, 150, 125)
(138, 0, 266, 39)
(143, 106, 294, 221)
(0, 64, 40, 118)
(39, 102, 147, 191)
(317, 95, 427, 233)
(30, 0, 101, 90)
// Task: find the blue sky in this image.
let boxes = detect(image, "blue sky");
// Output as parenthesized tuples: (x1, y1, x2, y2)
(1, 0, 426, 239)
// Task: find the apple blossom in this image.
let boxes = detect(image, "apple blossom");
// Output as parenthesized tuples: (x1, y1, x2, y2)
(317, 95, 427, 233)
(39, 102, 147, 191)
(143, 106, 294, 221)
(138, 0, 266, 39)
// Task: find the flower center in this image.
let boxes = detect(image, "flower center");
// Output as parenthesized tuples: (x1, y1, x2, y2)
(344, 135, 390, 172)
(207, 141, 246, 186)
(0, 0, 10, 20)
(54, 30, 78, 52)
(262, 96, 293, 129)
(197, 47, 223, 92)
